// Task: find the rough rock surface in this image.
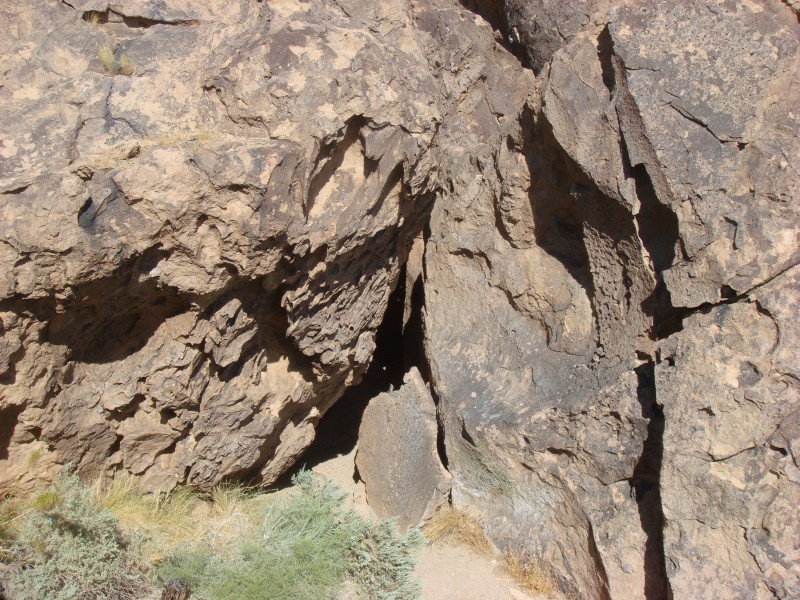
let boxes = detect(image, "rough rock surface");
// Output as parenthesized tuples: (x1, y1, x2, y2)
(355, 367, 450, 530)
(0, 0, 494, 492)
(423, 0, 799, 598)
(1, 0, 798, 599)
(657, 272, 800, 600)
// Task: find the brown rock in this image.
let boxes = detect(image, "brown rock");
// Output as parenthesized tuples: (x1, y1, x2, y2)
(356, 368, 451, 530)
(0, 0, 477, 491)
(422, 0, 799, 598)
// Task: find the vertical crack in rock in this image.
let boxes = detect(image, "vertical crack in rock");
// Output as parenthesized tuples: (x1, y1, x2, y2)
(596, 26, 674, 597)
(0, 404, 25, 461)
(289, 235, 444, 476)
(597, 26, 686, 343)
(633, 363, 672, 600)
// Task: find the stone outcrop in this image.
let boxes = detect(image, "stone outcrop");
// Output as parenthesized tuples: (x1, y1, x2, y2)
(0, 0, 798, 599)
(355, 367, 450, 530)
(0, 0, 473, 491)
(423, 0, 799, 598)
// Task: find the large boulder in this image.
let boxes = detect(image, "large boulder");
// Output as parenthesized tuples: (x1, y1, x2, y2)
(0, 0, 507, 492)
(423, 0, 799, 598)
(355, 367, 451, 530)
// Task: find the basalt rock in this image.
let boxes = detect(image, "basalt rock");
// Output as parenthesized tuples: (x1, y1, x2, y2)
(423, 0, 799, 598)
(1, 0, 798, 599)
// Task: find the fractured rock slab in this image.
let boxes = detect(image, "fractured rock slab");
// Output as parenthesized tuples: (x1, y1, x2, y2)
(356, 367, 451, 530)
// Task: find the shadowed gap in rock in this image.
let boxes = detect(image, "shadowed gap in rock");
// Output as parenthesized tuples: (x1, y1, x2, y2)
(287, 260, 429, 475)
(632, 362, 672, 600)
(43, 248, 190, 364)
(0, 404, 25, 461)
(522, 104, 595, 302)
(457, 0, 533, 69)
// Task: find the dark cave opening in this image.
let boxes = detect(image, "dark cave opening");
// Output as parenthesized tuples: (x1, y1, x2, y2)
(287, 261, 429, 474)
(0, 404, 24, 461)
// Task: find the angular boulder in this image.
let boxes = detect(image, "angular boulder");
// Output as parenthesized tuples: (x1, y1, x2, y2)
(356, 368, 451, 530)
(422, 0, 800, 598)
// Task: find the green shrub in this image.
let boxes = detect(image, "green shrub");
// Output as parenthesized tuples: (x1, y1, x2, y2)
(4, 472, 148, 600)
(157, 470, 424, 600)
(349, 518, 424, 600)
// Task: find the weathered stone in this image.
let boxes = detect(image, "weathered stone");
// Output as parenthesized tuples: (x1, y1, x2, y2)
(0, 0, 496, 492)
(506, 0, 605, 73)
(356, 368, 451, 530)
(657, 267, 800, 600)
(1, 0, 798, 598)
(422, 0, 799, 598)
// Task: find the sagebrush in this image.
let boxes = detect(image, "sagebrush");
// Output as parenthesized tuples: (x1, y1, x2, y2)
(157, 470, 424, 600)
(2, 472, 149, 600)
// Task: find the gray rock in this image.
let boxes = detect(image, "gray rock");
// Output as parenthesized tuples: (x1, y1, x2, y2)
(355, 368, 451, 530)
(657, 267, 800, 600)
(422, 0, 799, 598)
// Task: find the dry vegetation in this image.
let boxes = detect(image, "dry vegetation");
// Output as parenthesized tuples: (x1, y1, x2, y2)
(424, 506, 566, 598)
(422, 507, 492, 556)
(0, 471, 425, 600)
(502, 546, 559, 597)
(97, 46, 136, 75)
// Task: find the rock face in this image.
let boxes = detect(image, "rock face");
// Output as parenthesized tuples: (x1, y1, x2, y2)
(423, 0, 800, 598)
(0, 0, 462, 491)
(1, 0, 798, 599)
(355, 367, 450, 530)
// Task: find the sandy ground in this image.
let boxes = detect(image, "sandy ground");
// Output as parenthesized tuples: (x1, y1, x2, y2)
(309, 450, 561, 600)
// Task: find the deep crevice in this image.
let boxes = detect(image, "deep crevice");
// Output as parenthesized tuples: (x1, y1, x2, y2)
(457, 0, 516, 61)
(632, 362, 672, 600)
(599, 24, 686, 344)
(0, 404, 25, 461)
(83, 9, 199, 28)
(287, 258, 430, 474)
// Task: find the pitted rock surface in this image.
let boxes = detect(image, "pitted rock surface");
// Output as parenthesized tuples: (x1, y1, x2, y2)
(1, 1, 798, 599)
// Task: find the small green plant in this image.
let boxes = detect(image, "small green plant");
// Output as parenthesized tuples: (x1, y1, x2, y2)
(349, 518, 425, 600)
(4, 472, 149, 600)
(156, 470, 424, 600)
(26, 447, 42, 470)
(98, 46, 136, 75)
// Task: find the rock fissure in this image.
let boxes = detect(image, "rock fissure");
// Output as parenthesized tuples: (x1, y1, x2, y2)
(1, 0, 798, 598)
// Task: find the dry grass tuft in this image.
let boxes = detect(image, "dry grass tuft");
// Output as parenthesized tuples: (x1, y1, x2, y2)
(92, 473, 198, 562)
(209, 482, 251, 517)
(84, 11, 104, 27)
(422, 507, 492, 556)
(503, 546, 559, 596)
(97, 46, 136, 75)
(98, 45, 118, 73)
(118, 53, 136, 75)
(0, 494, 24, 557)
